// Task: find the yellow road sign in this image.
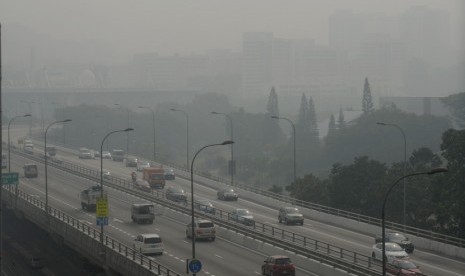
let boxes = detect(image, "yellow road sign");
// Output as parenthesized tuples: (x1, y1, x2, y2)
(96, 197, 108, 217)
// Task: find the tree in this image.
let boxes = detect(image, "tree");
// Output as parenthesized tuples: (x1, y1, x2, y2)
(327, 114, 337, 137)
(296, 93, 311, 149)
(286, 174, 328, 204)
(362, 78, 374, 115)
(338, 107, 346, 130)
(409, 147, 442, 169)
(441, 92, 465, 128)
(266, 86, 279, 117)
(308, 97, 319, 145)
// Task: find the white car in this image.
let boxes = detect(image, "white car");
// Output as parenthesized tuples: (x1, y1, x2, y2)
(101, 151, 112, 159)
(133, 234, 164, 255)
(371, 242, 409, 262)
(137, 161, 151, 172)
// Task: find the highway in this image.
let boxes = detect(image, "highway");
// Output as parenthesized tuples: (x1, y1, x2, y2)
(4, 126, 465, 275)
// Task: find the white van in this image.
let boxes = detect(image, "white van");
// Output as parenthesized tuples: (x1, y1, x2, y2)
(133, 234, 164, 255)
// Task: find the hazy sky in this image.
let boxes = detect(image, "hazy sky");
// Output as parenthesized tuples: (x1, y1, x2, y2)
(2, 0, 464, 61)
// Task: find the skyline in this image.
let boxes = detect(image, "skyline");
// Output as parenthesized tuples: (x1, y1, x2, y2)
(2, 0, 464, 64)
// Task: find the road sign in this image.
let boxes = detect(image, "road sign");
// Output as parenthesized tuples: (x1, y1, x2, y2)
(96, 217, 108, 226)
(1, 173, 19, 185)
(96, 197, 108, 217)
(188, 259, 202, 274)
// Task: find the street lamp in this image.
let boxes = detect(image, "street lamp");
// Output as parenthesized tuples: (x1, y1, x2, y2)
(45, 119, 72, 222)
(211, 111, 235, 186)
(100, 128, 134, 254)
(20, 100, 35, 137)
(380, 167, 447, 276)
(190, 140, 233, 275)
(170, 108, 189, 171)
(376, 122, 407, 227)
(138, 106, 156, 161)
(52, 101, 66, 145)
(271, 116, 296, 184)
(8, 114, 31, 172)
(114, 104, 130, 154)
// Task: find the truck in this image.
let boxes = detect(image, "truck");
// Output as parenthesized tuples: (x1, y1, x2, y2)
(80, 186, 103, 211)
(112, 149, 125, 162)
(131, 203, 155, 224)
(24, 164, 38, 178)
(46, 146, 57, 157)
(142, 167, 165, 189)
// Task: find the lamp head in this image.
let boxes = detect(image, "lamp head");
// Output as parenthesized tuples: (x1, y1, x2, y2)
(63, 119, 72, 123)
(221, 140, 234, 145)
(24, 114, 31, 117)
(376, 122, 387, 125)
(428, 167, 448, 174)
(124, 128, 134, 132)
(211, 111, 219, 114)
(271, 115, 279, 119)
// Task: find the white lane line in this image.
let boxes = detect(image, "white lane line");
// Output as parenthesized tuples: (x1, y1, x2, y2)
(113, 218, 124, 223)
(214, 254, 223, 259)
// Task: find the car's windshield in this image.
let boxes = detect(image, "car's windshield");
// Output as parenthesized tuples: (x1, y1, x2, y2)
(385, 243, 403, 251)
(398, 261, 417, 269)
(285, 207, 300, 213)
(151, 174, 163, 180)
(237, 209, 250, 215)
(198, 222, 214, 228)
(144, 237, 161, 244)
(275, 258, 291, 265)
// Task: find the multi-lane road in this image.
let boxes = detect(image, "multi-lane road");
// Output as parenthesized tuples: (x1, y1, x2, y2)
(4, 127, 465, 275)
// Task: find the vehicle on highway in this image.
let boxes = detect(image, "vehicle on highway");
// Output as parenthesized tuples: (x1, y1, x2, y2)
(186, 219, 216, 241)
(142, 167, 165, 189)
(24, 145, 34, 154)
(278, 207, 304, 225)
(80, 186, 103, 211)
(137, 161, 151, 172)
(231, 208, 255, 226)
(133, 234, 163, 255)
(98, 169, 111, 180)
(134, 179, 152, 193)
(386, 259, 422, 275)
(375, 232, 414, 253)
(194, 199, 216, 215)
(125, 157, 138, 167)
(131, 203, 155, 224)
(217, 188, 239, 201)
(93, 150, 100, 157)
(79, 147, 93, 159)
(30, 256, 44, 269)
(261, 255, 296, 276)
(112, 149, 125, 162)
(164, 168, 175, 180)
(102, 151, 112, 159)
(165, 186, 187, 202)
(50, 156, 63, 164)
(371, 242, 409, 262)
(24, 163, 38, 178)
(45, 146, 56, 157)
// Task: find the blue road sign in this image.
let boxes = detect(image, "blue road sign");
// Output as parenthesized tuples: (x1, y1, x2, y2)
(188, 259, 202, 274)
(96, 217, 108, 226)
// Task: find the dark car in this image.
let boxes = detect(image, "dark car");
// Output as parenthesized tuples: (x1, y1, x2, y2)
(386, 259, 422, 275)
(278, 207, 304, 225)
(126, 157, 138, 167)
(375, 232, 414, 253)
(194, 199, 216, 215)
(165, 186, 187, 202)
(164, 168, 175, 180)
(217, 188, 239, 201)
(261, 255, 296, 276)
(231, 208, 255, 226)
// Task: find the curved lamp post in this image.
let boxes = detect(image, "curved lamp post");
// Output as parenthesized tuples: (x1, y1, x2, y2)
(100, 128, 134, 253)
(170, 108, 190, 171)
(211, 111, 235, 186)
(8, 114, 31, 172)
(190, 140, 233, 275)
(271, 116, 296, 184)
(20, 100, 35, 137)
(381, 167, 447, 276)
(45, 119, 72, 221)
(114, 104, 130, 154)
(376, 122, 407, 227)
(138, 106, 156, 161)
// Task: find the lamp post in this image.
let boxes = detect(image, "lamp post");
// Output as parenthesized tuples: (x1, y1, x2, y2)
(20, 100, 35, 137)
(45, 119, 72, 222)
(100, 128, 134, 254)
(138, 106, 156, 161)
(52, 101, 66, 145)
(114, 104, 130, 154)
(170, 108, 189, 171)
(380, 167, 447, 276)
(271, 116, 296, 184)
(8, 114, 31, 172)
(376, 122, 407, 227)
(211, 111, 235, 186)
(190, 140, 233, 275)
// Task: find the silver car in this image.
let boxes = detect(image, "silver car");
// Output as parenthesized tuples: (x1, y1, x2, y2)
(186, 219, 216, 241)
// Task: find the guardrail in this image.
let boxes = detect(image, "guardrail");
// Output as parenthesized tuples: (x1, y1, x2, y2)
(11, 147, 383, 276)
(1, 184, 182, 276)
